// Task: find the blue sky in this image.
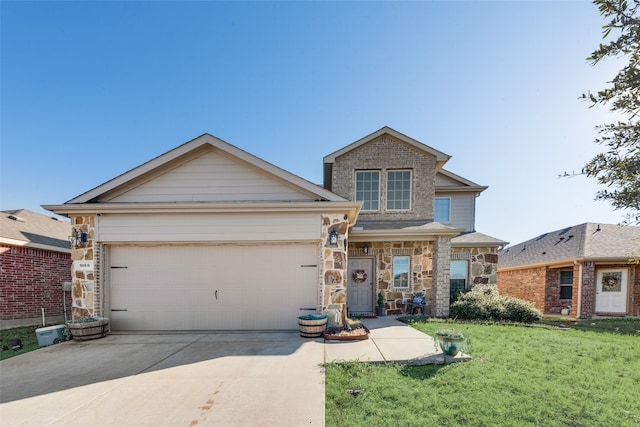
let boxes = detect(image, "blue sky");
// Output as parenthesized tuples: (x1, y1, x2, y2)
(0, 0, 630, 245)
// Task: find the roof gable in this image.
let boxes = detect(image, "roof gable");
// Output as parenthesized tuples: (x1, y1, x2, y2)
(498, 223, 640, 269)
(436, 169, 488, 193)
(68, 134, 345, 204)
(323, 126, 451, 169)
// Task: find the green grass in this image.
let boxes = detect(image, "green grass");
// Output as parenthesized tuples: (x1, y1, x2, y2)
(325, 319, 640, 427)
(0, 325, 42, 361)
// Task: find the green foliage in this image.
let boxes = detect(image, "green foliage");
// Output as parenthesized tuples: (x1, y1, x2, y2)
(376, 292, 385, 308)
(0, 325, 41, 361)
(449, 285, 542, 323)
(325, 320, 640, 426)
(581, 0, 640, 223)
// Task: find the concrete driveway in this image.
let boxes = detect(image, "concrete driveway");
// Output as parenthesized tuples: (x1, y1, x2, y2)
(0, 332, 325, 426)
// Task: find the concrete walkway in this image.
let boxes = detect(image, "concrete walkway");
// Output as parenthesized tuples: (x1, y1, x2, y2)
(0, 317, 467, 426)
(325, 316, 470, 365)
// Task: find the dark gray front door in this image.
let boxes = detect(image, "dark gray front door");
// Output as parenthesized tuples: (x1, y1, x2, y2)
(347, 258, 373, 314)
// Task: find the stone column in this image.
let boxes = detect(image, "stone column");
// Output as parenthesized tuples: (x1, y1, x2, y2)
(431, 236, 451, 318)
(321, 214, 349, 325)
(70, 215, 97, 320)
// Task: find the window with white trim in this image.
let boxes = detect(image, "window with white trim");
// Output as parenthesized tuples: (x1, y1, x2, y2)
(355, 171, 380, 211)
(560, 270, 573, 300)
(435, 197, 451, 222)
(450, 260, 468, 300)
(386, 170, 411, 211)
(393, 256, 410, 288)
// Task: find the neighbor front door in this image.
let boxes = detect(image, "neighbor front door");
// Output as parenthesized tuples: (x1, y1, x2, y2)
(595, 268, 628, 314)
(347, 258, 373, 315)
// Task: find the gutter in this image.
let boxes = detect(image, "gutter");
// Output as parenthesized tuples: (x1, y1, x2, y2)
(349, 227, 463, 242)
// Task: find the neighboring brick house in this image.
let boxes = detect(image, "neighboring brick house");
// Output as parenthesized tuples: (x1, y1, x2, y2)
(0, 209, 72, 328)
(497, 223, 640, 319)
(323, 127, 507, 317)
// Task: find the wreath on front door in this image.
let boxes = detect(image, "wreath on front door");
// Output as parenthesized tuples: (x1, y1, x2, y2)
(352, 269, 367, 283)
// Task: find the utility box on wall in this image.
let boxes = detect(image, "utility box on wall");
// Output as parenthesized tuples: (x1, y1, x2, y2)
(35, 325, 66, 346)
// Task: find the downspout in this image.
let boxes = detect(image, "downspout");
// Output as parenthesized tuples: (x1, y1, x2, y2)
(575, 260, 583, 318)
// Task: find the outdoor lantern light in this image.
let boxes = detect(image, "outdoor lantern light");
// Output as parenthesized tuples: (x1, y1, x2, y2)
(363, 245, 369, 255)
(69, 227, 88, 247)
(328, 229, 339, 247)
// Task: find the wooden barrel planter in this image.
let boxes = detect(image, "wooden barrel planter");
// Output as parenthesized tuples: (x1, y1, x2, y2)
(66, 317, 109, 341)
(297, 314, 328, 338)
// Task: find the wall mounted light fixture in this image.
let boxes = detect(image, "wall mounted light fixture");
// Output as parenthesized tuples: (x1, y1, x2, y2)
(69, 227, 88, 247)
(363, 245, 369, 255)
(328, 229, 339, 247)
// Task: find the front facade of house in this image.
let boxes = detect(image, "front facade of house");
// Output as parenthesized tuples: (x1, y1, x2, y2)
(45, 128, 505, 331)
(324, 127, 506, 317)
(498, 223, 640, 319)
(0, 209, 72, 328)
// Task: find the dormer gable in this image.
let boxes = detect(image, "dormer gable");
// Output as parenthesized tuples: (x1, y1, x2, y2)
(323, 126, 450, 190)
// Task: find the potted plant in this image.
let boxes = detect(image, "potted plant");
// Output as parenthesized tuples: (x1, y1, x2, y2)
(66, 317, 109, 341)
(297, 314, 328, 338)
(434, 328, 466, 356)
(323, 318, 370, 341)
(375, 292, 386, 316)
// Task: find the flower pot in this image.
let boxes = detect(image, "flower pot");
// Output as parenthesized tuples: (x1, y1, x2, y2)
(435, 333, 465, 356)
(66, 317, 109, 341)
(297, 315, 328, 338)
(323, 325, 370, 341)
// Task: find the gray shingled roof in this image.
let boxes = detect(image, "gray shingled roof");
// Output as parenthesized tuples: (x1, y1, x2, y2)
(452, 231, 508, 247)
(498, 223, 640, 269)
(0, 209, 71, 251)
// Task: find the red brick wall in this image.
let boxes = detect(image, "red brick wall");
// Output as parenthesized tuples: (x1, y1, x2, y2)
(632, 265, 640, 317)
(0, 245, 72, 321)
(497, 267, 546, 313)
(545, 265, 579, 316)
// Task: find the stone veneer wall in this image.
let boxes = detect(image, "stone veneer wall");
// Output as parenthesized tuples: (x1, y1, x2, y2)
(69, 215, 99, 320)
(321, 214, 349, 324)
(451, 247, 499, 286)
(350, 241, 434, 315)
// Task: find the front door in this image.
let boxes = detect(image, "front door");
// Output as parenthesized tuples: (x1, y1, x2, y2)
(347, 258, 373, 315)
(595, 268, 628, 314)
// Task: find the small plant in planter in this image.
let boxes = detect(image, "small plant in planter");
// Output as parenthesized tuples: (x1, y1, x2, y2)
(297, 314, 328, 338)
(434, 328, 467, 356)
(323, 318, 369, 341)
(375, 292, 386, 316)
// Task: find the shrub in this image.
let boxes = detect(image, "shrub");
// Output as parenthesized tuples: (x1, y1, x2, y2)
(450, 285, 542, 323)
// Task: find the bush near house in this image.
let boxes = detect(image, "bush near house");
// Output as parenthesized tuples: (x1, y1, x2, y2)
(450, 284, 542, 323)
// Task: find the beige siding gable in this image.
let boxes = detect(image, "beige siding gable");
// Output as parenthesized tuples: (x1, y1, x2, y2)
(435, 173, 463, 187)
(107, 149, 320, 203)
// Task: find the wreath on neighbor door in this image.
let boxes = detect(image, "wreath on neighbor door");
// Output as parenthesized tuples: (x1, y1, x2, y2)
(352, 270, 367, 283)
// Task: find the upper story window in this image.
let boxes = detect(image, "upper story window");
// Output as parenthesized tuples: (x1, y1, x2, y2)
(434, 197, 451, 222)
(386, 170, 411, 211)
(355, 171, 380, 211)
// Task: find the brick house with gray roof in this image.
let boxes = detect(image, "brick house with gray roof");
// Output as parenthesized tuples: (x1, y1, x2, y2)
(0, 209, 72, 328)
(497, 223, 640, 318)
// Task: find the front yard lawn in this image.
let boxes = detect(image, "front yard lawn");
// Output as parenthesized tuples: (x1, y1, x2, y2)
(325, 319, 640, 427)
(0, 325, 41, 361)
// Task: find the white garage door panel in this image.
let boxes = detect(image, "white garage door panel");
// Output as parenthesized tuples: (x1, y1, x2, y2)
(109, 244, 318, 331)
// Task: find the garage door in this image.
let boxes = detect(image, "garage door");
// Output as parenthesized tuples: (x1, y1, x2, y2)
(108, 244, 318, 331)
